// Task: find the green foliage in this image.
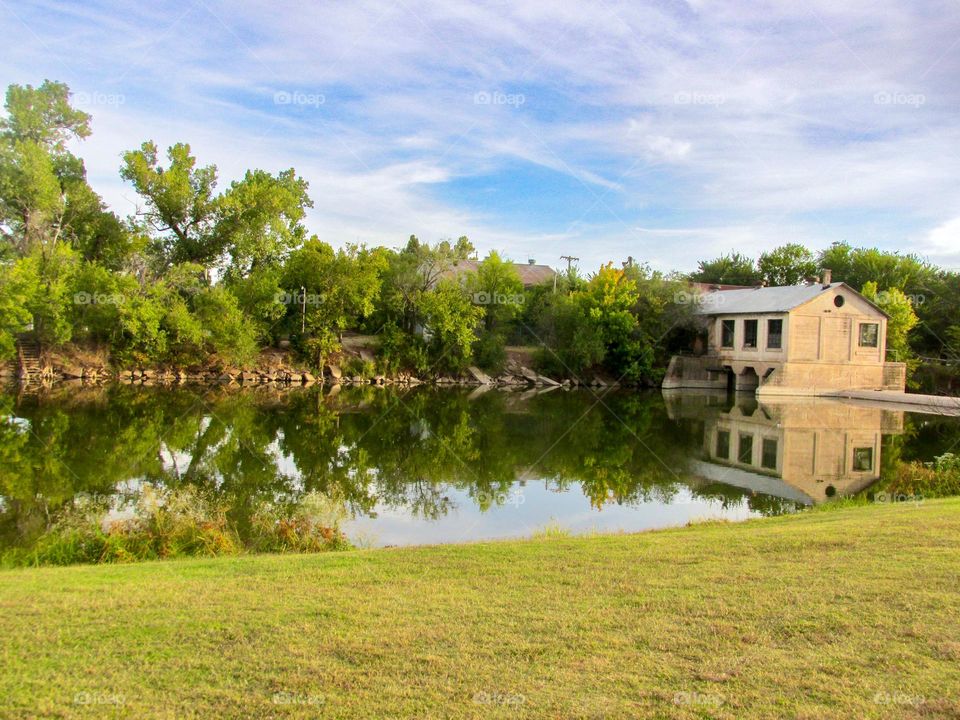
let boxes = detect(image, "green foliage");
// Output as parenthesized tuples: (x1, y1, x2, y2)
(14, 244, 78, 345)
(192, 286, 259, 366)
(279, 239, 386, 366)
(817, 242, 933, 293)
(373, 238, 479, 373)
(580, 264, 644, 380)
(758, 243, 818, 286)
(418, 279, 484, 372)
(0, 80, 90, 150)
(121, 141, 222, 268)
(533, 292, 605, 378)
(224, 264, 285, 341)
(869, 453, 960, 501)
(217, 168, 312, 277)
(532, 264, 692, 383)
(5, 485, 349, 567)
(465, 251, 523, 371)
(376, 321, 429, 374)
(861, 282, 919, 362)
(690, 252, 761, 286)
(0, 80, 130, 268)
(0, 261, 31, 359)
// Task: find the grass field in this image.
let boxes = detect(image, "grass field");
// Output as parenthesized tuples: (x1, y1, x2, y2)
(1, 500, 959, 719)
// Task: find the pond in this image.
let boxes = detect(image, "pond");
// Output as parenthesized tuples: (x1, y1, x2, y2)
(1, 383, 958, 554)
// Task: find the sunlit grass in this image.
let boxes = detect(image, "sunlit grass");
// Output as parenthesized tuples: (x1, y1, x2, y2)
(1, 499, 959, 718)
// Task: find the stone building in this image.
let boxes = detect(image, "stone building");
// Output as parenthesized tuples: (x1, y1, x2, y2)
(663, 273, 906, 397)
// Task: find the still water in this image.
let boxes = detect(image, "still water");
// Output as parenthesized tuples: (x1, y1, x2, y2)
(1, 383, 957, 551)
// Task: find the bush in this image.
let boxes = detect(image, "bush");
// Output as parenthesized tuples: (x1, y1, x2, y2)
(872, 453, 960, 500)
(473, 331, 507, 373)
(341, 355, 376, 378)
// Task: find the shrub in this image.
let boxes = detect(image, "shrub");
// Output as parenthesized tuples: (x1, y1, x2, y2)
(872, 453, 960, 501)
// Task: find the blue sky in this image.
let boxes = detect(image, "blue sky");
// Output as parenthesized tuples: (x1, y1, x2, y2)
(3, 0, 960, 272)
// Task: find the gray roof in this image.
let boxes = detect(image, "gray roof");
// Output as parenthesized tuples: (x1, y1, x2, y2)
(696, 282, 844, 315)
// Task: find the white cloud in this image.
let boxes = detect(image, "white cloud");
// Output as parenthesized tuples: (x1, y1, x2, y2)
(918, 218, 960, 268)
(3, 0, 960, 272)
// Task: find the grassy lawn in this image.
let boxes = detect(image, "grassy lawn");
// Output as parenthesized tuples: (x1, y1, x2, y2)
(1, 501, 959, 719)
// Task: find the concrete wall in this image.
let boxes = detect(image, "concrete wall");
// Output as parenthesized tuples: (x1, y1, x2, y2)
(787, 288, 886, 365)
(707, 312, 789, 364)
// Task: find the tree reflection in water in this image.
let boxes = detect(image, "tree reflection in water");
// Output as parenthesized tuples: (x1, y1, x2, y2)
(2, 384, 951, 552)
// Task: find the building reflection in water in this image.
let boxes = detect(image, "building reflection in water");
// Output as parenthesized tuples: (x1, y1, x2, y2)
(663, 391, 904, 505)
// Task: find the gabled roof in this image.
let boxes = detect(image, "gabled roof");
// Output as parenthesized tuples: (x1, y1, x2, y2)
(443, 259, 557, 288)
(696, 282, 886, 316)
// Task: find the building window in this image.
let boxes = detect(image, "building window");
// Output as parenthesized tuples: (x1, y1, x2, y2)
(761, 438, 778, 469)
(716, 430, 730, 459)
(721, 319, 735, 348)
(767, 319, 783, 350)
(834, 295, 845, 308)
(743, 319, 758, 349)
(738, 433, 753, 464)
(859, 323, 879, 348)
(853, 447, 874, 472)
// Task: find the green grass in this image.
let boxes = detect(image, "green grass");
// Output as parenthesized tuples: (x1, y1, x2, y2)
(2, 500, 960, 719)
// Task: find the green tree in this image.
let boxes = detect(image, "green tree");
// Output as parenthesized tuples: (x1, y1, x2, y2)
(758, 243, 817, 286)
(690, 252, 761, 285)
(861, 282, 919, 364)
(0, 261, 31, 359)
(465, 252, 523, 371)
(0, 80, 129, 271)
(417, 279, 484, 372)
(120, 141, 221, 270)
(581, 264, 644, 380)
(817, 242, 933, 294)
(377, 236, 474, 334)
(533, 292, 605, 379)
(217, 168, 312, 278)
(280, 239, 386, 365)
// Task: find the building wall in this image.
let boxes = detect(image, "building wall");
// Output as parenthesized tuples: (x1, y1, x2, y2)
(707, 312, 789, 364)
(786, 288, 886, 364)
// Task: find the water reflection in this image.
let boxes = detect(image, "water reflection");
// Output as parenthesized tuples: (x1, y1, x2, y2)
(664, 391, 905, 505)
(0, 383, 952, 551)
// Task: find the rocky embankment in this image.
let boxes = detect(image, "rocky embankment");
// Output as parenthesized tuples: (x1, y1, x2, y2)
(2, 356, 619, 389)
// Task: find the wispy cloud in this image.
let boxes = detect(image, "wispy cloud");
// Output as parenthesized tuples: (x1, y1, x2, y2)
(3, 0, 959, 270)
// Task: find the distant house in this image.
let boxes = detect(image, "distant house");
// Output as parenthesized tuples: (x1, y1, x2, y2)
(442, 259, 557, 288)
(663, 271, 906, 397)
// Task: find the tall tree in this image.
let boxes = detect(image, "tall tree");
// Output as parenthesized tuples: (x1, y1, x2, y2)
(120, 141, 221, 269)
(0, 80, 125, 265)
(758, 243, 818, 285)
(217, 168, 312, 278)
(690, 252, 761, 286)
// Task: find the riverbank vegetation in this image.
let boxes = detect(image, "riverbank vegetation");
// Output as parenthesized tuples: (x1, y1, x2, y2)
(1, 499, 958, 718)
(1, 486, 349, 568)
(2, 80, 960, 389)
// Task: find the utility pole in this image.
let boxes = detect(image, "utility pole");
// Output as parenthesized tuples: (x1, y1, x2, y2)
(300, 286, 307, 334)
(560, 255, 579, 273)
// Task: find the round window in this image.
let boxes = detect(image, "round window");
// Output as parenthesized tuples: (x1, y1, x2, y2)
(834, 295, 845, 308)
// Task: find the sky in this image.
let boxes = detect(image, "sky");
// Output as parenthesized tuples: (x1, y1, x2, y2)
(2, 0, 959, 273)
